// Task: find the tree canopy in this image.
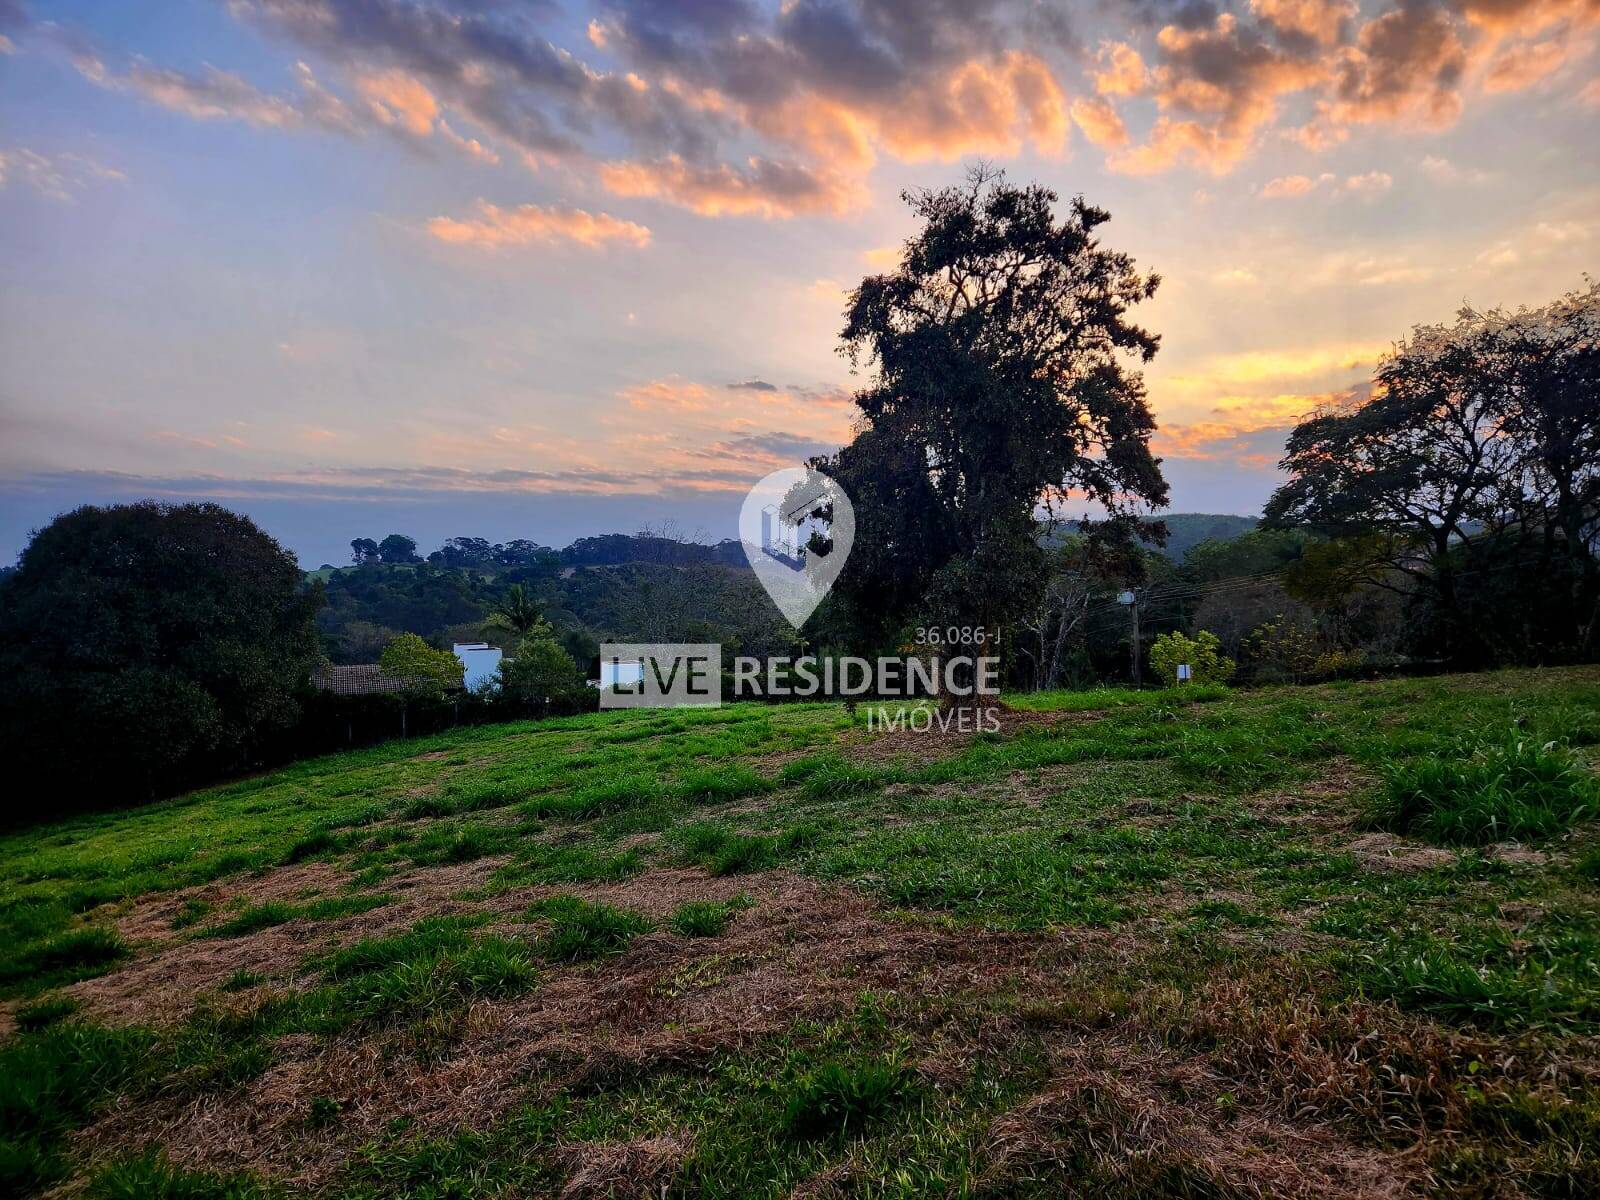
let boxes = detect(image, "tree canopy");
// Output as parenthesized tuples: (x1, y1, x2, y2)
(378, 632, 464, 699)
(813, 167, 1167, 650)
(0, 502, 323, 807)
(1265, 280, 1600, 661)
(499, 618, 587, 714)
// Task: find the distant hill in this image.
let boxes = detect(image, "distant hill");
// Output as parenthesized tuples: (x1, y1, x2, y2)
(1154, 513, 1259, 561)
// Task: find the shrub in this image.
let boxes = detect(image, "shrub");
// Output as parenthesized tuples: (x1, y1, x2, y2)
(498, 620, 588, 716)
(0, 502, 324, 811)
(780, 1059, 910, 1139)
(1149, 630, 1234, 688)
(378, 633, 463, 700)
(1363, 736, 1599, 845)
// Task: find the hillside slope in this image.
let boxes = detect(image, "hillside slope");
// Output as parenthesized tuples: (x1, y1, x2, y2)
(2, 668, 1598, 1197)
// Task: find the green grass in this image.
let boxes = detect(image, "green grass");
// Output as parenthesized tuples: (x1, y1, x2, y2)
(527, 896, 653, 962)
(0, 925, 127, 994)
(674, 821, 821, 876)
(668, 897, 747, 938)
(3, 670, 1600, 1195)
(317, 916, 538, 1025)
(780, 1058, 913, 1139)
(14, 994, 79, 1032)
(202, 893, 393, 938)
(1363, 735, 1599, 844)
(0, 1023, 154, 1193)
(87, 1150, 274, 1199)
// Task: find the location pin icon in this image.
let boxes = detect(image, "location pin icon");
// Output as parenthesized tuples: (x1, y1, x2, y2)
(740, 467, 855, 629)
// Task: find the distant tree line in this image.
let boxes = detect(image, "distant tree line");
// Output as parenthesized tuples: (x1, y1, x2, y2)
(345, 529, 745, 571)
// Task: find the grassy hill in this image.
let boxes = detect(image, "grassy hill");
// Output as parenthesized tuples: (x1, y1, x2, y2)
(3, 668, 1599, 1196)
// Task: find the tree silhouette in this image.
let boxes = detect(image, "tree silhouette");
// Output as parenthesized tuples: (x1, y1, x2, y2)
(813, 166, 1168, 651)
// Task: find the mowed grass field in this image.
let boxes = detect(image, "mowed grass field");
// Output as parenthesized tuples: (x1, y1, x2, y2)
(3, 668, 1599, 1198)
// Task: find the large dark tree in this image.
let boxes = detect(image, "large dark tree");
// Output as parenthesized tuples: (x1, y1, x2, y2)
(1470, 282, 1600, 650)
(1265, 281, 1600, 661)
(0, 502, 323, 810)
(813, 167, 1168, 652)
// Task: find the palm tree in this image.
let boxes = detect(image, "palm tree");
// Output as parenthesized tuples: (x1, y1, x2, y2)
(488, 583, 544, 639)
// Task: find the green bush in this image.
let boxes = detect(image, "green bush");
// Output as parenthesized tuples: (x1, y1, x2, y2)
(674, 764, 769, 805)
(1149, 630, 1235, 688)
(1364, 736, 1599, 845)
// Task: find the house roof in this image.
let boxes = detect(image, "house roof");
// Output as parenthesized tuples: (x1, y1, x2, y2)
(312, 664, 428, 696)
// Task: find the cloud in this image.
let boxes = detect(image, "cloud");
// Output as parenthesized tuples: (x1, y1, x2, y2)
(23, 0, 1587, 206)
(355, 68, 439, 136)
(1455, 0, 1600, 37)
(1482, 37, 1583, 92)
(425, 200, 651, 249)
(1419, 153, 1493, 182)
(1162, 342, 1387, 406)
(1260, 172, 1329, 197)
(1342, 168, 1393, 193)
(598, 155, 861, 218)
(1248, 0, 1357, 46)
(1327, 2, 1468, 128)
(1093, 41, 1150, 96)
(1071, 95, 1130, 147)
(0, 146, 125, 200)
(1154, 385, 1366, 462)
(1259, 169, 1391, 197)
(1110, 13, 1327, 174)
(122, 62, 319, 128)
(727, 379, 778, 392)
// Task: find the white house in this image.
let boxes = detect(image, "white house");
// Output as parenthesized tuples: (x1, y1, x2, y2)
(453, 642, 503, 691)
(595, 659, 644, 690)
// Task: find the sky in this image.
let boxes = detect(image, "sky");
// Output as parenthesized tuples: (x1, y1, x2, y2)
(0, 0, 1596, 566)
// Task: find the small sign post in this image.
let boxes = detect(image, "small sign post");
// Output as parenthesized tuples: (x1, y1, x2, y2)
(1176, 663, 1192, 683)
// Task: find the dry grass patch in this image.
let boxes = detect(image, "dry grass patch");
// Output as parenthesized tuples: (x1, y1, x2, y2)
(556, 1132, 691, 1199)
(979, 1041, 1424, 1198)
(65, 868, 1099, 1191)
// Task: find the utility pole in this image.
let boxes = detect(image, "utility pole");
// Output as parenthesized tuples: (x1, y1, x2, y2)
(1119, 589, 1141, 688)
